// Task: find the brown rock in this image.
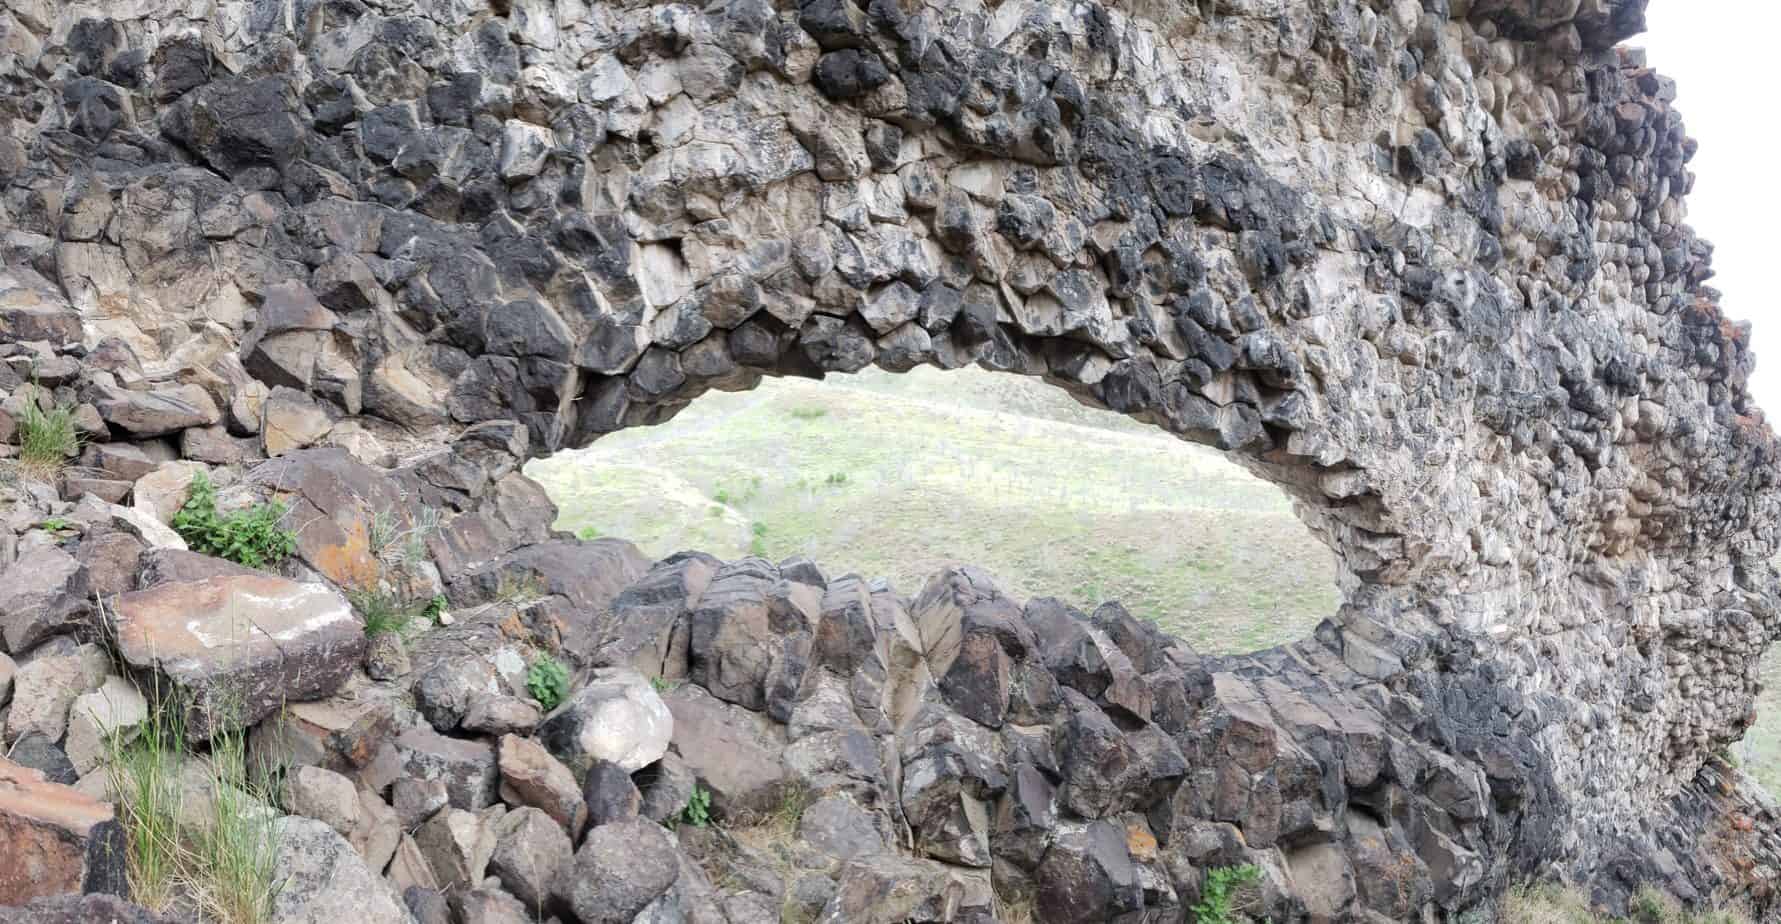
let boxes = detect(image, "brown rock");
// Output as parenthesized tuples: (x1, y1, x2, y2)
(0, 548, 93, 652)
(94, 384, 221, 438)
(0, 757, 128, 904)
(496, 734, 585, 834)
(113, 575, 365, 741)
(75, 531, 145, 598)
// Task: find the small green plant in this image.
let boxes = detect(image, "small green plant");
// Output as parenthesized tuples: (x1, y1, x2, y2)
(423, 594, 449, 623)
(709, 505, 724, 518)
(576, 525, 601, 540)
(369, 506, 442, 567)
(649, 675, 677, 694)
(171, 473, 297, 569)
(679, 784, 712, 828)
(714, 488, 731, 505)
(1192, 864, 1261, 924)
(526, 656, 570, 710)
(788, 406, 827, 420)
(39, 516, 72, 531)
(15, 385, 81, 479)
(824, 472, 848, 486)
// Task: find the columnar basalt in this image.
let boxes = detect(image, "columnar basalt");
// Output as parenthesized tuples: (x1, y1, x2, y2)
(1, 0, 1779, 919)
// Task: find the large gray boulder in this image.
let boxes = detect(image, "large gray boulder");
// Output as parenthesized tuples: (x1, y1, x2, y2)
(536, 668, 672, 777)
(269, 816, 410, 924)
(556, 818, 680, 924)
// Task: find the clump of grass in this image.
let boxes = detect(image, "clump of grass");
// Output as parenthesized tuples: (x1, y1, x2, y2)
(192, 718, 281, 924)
(1498, 883, 1752, 924)
(171, 473, 297, 569)
(107, 683, 282, 923)
(526, 656, 569, 710)
(15, 391, 80, 478)
(107, 687, 188, 911)
(576, 525, 601, 540)
(1192, 863, 1261, 924)
(649, 675, 678, 694)
(369, 506, 442, 567)
(348, 587, 416, 638)
(824, 472, 848, 486)
(788, 406, 827, 420)
(749, 521, 769, 557)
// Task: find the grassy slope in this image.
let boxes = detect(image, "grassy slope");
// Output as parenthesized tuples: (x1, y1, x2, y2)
(528, 365, 1341, 655)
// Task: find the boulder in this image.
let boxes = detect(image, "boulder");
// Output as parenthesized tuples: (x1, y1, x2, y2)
(0, 757, 128, 904)
(557, 818, 680, 923)
(581, 759, 641, 830)
(663, 683, 790, 817)
(351, 787, 401, 873)
(451, 888, 530, 924)
(0, 894, 177, 923)
(261, 387, 333, 456)
(461, 695, 541, 737)
(74, 531, 145, 598)
(9, 733, 78, 785)
(63, 676, 149, 776)
(536, 668, 672, 777)
(113, 575, 365, 741)
(94, 384, 221, 438)
(5, 644, 109, 744)
(496, 734, 584, 834)
(415, 807, 496, 893)
(269, 816, 410, 924)
(0, 548, 93, 652)
(393, 777, 451, 830)
(396, 726, 499, 811)
(487, 806, 571, 908)
(284, 765, 360, 839)
(1034, 820, 1144, 924)
(129, 460, 205, 524)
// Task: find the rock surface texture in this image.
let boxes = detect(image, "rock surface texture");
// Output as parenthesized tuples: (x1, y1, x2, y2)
(1, 0, 1779, 920)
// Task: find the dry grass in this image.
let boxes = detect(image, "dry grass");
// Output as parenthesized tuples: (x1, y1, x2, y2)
(1500, 883, 1752, 924)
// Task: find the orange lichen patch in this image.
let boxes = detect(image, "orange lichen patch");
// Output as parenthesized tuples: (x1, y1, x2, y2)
(312, 517, 380, 589)
(1126, 823, 1158, 861)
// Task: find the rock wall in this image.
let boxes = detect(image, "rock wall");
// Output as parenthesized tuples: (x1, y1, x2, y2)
(2, 0, 1781, 919)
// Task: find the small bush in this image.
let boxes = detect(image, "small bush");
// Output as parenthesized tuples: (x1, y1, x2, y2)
(40, 516, 72, 532)
(527, 657, 570, 710)
(1192, 864, 1261, 924)
(824, 472, 848, 486)
(649, 675, 677, 694)
(16, 394, 80, 477)
(679, 784, 712, 828)
(422, 594, 449, 623)
(576, 525, 601, 540)
(171, 473, 297, 569)
(788, 406, 827, 420)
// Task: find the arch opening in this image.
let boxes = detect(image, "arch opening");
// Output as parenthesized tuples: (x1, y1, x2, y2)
(528, 364, 1339, 655)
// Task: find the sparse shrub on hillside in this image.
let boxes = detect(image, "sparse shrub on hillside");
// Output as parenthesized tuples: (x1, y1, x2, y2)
(577, 525, 601, 539)
(527, 656, 569, 710)
(171, 473, 297, 569)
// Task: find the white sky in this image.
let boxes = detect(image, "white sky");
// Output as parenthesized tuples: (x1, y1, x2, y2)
(1636, 5, 1781, 414)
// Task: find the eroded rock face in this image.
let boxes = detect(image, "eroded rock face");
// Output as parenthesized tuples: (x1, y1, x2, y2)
(1, 0, 1779, 918)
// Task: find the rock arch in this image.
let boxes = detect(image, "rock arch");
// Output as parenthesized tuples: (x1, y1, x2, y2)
(2, 0, 1779, 917)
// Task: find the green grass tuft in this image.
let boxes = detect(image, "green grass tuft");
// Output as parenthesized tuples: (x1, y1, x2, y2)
(16, 392, 80, 478)
(348, 587, 417, 638)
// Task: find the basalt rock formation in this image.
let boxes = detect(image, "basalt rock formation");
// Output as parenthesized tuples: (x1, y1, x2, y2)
(1, 0, 1780, 920)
